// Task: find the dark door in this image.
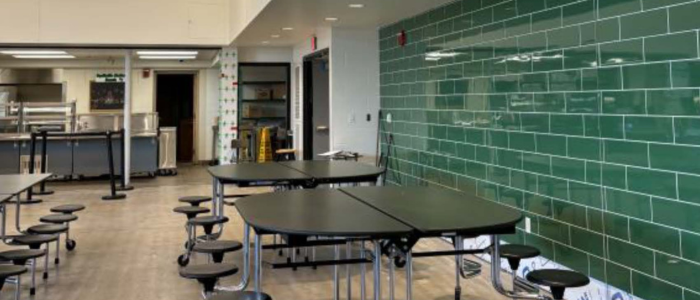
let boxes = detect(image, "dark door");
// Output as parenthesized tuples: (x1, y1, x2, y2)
(156, 74, 195, 162)
(303, 49, 330, 160)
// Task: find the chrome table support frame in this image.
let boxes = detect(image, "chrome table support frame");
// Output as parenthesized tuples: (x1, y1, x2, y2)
(346, 241, 352, 300)
(334, 244, 340, 300)
(454, 235, 463, 300)
(489, 235, 549, 300)
(254, 233, 262, 294)
(4, 274, 21, 300)
(360, 241, 367, 300)
(216, 223, 250, 292)
(373, 241, 382, 300)
(405, 251, 413, 300)
(389, 250, 395, 300)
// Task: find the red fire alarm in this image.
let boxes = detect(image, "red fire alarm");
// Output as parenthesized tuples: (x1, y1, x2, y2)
(142, 69, 151, 78)
(311, 36, 318, 51)
(398, 30, 407, 47)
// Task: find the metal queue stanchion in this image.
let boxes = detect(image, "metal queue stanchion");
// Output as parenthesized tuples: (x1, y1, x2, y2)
(102, 130, 127, 200)
(33, 130, 54, 196)
(116, 129, 134, 191)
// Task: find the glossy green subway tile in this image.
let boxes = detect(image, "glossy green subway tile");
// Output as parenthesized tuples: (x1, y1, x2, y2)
(525, 192, 553, 216)
(643, 0, 692, 9)
(466, 161, 487, 179)
(567, 92, 600, 113)
(549, 70, 582, 91)
(564, 45, 598, 69)
(624, 116, 674, 143)
(552, 199, 587, 228)
(632, 271, 684, 300)
(596, 18, 620, 43)
(672, 61, 700, 87)
(568, 137, 601, 160)
(571, 227, 605, 257)
(599, 0, 642, 19)
(518, 32, 548, 54)
(520, 73, 549, 92)
(506, 15, 532, 37)
(517, 0, 545, 15)
(631, 219, 681, 255)
(554, 243, 588, 273)
(510, 132, 537, 151)
(538, 175, 569, 200)
(621, 9, 668, 39)
(607, 238, 654, 274)
(678, 174, 700, 205)
(463, 61, 484, 78)
(586, 161, 602, 184)
(536, 134, 567, 155)
(476, 145, 497, 163)
(682, 231, 700, 264)
(513, 170, 539, 192)
(587, 207, 604, 233)
(604, 211, 630, 240)
(627, 167, 677, 199)
(647, 89, 700, 116)
(650, 143, 700, 174)
(604, 140, 649, 167)
(552, 157, 585, 181)
(484, 58, 507, 76)
(447, 127, 466, 143)
(656, 252, 700, 292)
(521, 113, 550, 132)
(652, 197, 700, 232)
(465, 95, 487, 110)
(547, 26, 580, 50)
(473, 7, 494, 27)
(675, 118, 700, 146)
(580, 23, 596, 46)
(606, 188, 652, 220)
(495, 37, 519, 58)
(669, 1, 700, 32)
(523, 153, 551, 174)
(602, 91, 646, 114)
(463, 28, 483, 46)
(539, 217, 570, 244)
(606, 262, 632, 292)
(494, 75, 520, 93)
(483, 23, 507, 42)
(600, 39, 644, 66)
(534, 93, 565, 112)
(546, 0, 577, 7)
(488, 130, 509, 148)
(623, 63, 671, 89)
(551, 114, 584, 135)
(646, 31, 698, 62)
(498, 148, 522, 169)
(688, 291, 700, 300)
(465, 128, 486, 145)
(525, 232, 555, 259)
(570, 181, 603, 208)
(563, 0, 595, 26)
(488, 165, 511, 184)
(508, 93, 535, 112)
(532, 8, 563, 32)
(499, 186, 524, 209)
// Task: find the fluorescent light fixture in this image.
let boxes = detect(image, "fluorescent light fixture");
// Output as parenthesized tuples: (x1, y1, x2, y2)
(325, 17, 339, 21)
(136, 51, 198, 56)
(349, 4, 365, 8)
(2, 50, 67, 55)
(262, 41, 270, 44)
(271, 35, 281, 38)
(13, 55, 75, 59)
(139, 55, 196, 60)
(282, 27, 294, 31)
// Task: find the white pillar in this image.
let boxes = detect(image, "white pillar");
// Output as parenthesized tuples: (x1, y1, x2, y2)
(123, 50, 132, 185)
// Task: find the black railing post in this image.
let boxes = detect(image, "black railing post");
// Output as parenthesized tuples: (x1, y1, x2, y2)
(34, 130, 54, 195)
(102, 131, 126, 200)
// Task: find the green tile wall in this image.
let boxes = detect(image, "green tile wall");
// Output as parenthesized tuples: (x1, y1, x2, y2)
(379, 0, 700, 299)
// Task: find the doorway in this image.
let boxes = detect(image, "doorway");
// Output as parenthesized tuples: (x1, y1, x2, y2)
(156, 73, 195, 162)
(302, 49, 330, 160)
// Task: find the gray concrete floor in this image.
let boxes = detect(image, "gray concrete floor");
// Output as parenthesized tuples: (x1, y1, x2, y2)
(0, 165, 512, 300)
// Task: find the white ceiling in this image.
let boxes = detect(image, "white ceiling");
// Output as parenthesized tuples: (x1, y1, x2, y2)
(234, 0, 453, 47)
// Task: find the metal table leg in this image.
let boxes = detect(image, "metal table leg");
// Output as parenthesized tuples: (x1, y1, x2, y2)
(347, 241, 353, 300)
(216, 223, 250, 292)
(489, 235, 547, 300)
(406, 251, 413, 300)
(389, 251, 395, 300)
(373, 240, 382, 300)
(254, 232, 263, 293)
(334, 244, 340, 300)
(454, 235, 463, 300)
(360, 241, 367, 300)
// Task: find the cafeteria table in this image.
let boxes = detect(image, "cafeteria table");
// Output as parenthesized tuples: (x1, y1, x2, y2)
(0, 174, 53, 239)
(232, 185, 529, 300)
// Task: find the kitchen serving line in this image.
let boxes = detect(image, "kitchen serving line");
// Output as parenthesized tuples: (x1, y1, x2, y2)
(232, 185, 530, 300)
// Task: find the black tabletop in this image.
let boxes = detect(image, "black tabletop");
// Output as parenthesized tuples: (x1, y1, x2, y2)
(280, 161, 384, 183)
(0, 174, 52, 196)
(235, 189, 412, 238)
(208, 163, 312, 184)
(342, 186, 522, 237)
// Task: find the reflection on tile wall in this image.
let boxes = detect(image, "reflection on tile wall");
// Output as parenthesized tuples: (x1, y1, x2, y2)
(379, 0, 700, 299)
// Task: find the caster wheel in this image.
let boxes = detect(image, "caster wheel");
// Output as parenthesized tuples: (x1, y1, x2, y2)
(55, 258, 60, 265)
(30, 288, 35, 295)
(278, 250, 283, 257)
(394, 256, 406, 268)
(66, 239, 77, 251)
(172, 170, 178, 176)
(43, 272, 48, 280)
(184, 241, 191, 249)
(177, 255, 189, 267)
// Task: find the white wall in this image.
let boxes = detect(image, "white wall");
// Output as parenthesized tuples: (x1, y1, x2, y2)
(229, 0, 272, 42)
(63, 69, 155, 114)
(329, 28, 380, 156)
(238, 47, 293, 62)
(0, 0, 229, 45)
(197, 68, 220, 161)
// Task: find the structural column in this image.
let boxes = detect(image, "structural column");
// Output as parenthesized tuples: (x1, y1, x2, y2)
(123, 50, 132, 184)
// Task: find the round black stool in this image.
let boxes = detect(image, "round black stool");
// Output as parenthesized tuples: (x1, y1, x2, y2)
(189, 216, 229, 236)
(193, 240, 243, 263)
(173, 206, 211, 220)
(526, 269, 590, 300)
(210, 291, 273, 300)
(179, 196, 212, 207)
(0, 265, 27, 300)
(0, 249, 45, 295)
(40, 214, 79, 251)
(499, 244, 540, 293)
(50, 204, 86, 214)
(178, 216, 229, 266)
(179, 263, 238, 298)
(12, 234, 57, 280)
(28, 224, 68, 265)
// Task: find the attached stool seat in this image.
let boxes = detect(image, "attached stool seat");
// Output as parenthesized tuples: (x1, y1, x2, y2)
(526, 269, 590, 300)
(500, 244, 540, 271)
(0, 249, 45, 295)
(13, 234, 58, 249)
(179, 263, 238, 294)
(28, 224, 68, 235)
(40, 214, 78, 224)
(173, 206, 211, 220)
(210, 291, 273, 300)
(179, 196, 212, 207)
(0, 265, 27, 290)
(50, 204, 85, 214)
(193, 240, 243, 263)
(188, 216, 229, 235)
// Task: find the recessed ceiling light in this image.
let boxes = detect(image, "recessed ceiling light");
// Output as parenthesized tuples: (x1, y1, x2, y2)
(13, 55, 75, 59)
(139, 56, 196, 60)
(271, 35, 281, 38)
(282, 27, 294, 31)
(349, 4, 364, 8)
(1, 50, 67, 55)
(137, 51, 198, 56)
(262, 41, 270, 44)
(325, 17, 339, 22)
